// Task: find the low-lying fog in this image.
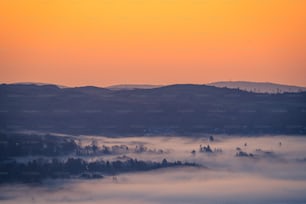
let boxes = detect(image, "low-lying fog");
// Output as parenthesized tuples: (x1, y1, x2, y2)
(1, 135, 306, 204)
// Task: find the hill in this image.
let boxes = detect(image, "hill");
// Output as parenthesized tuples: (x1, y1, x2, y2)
(106, 84, 161, 90)
(209, 81, 306, 93)
(0, 83, 305, 135)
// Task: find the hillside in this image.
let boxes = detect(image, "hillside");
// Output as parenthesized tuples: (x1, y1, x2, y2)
(209, 81, 306, 93)
(0, 83, 305, 135)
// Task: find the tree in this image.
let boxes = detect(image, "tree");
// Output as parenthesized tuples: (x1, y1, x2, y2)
(91, 140, 99, 154)
(162, 158, 168, 166)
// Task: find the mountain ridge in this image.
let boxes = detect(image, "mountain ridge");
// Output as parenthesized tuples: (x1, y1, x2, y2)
(6, 81, 306, 93)
(1, 83, 305, 136)
(208, 81, 306, 93)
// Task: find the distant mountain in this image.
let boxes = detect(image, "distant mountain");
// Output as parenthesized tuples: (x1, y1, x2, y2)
(107, 84, 161, 90)
(208, 81, 306, 93)
(11, 82, 68, 88)
(0, 83, 305, 135)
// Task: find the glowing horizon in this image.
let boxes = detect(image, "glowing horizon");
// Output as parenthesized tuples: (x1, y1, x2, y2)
(1, 0, 305, 87)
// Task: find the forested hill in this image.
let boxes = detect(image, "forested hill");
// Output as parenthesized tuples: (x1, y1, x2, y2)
(0, 83, 305, 135)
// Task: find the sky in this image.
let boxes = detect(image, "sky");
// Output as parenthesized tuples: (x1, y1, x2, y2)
(0, 0, 305, 87)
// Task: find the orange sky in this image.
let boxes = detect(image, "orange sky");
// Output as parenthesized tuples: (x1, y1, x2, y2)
(0, 0, 305, 87)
